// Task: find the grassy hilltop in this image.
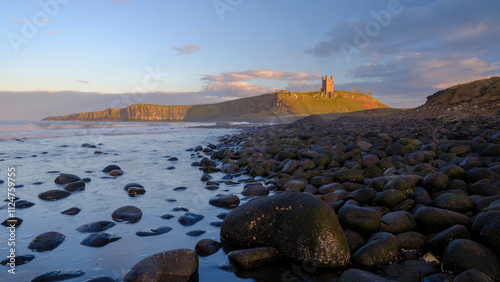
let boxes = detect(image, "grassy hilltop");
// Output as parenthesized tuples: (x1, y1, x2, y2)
(43, 90, 388, 122)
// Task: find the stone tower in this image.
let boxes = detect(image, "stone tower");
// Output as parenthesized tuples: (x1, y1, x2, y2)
(322, 75, 334, 98)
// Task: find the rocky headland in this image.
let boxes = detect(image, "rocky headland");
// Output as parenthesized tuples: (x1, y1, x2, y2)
(42, 90, 387, 122)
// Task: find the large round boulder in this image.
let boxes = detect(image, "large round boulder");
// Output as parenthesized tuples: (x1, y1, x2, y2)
(220, 193, 350, 267)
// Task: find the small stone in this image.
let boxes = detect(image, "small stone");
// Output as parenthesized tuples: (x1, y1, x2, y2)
(338, 205, 381, 233)
(63, 181, 85, 192)
(422, 172, 449, 193)
(31, 270, 85, 282)
(112, 206, 142, 223)
(38, 190, 71, 201)
(0, 254, 34, 266)
(432, 193, 473, 212)
(195, 239, 221, 256)
(352, 232, 398, 267)
(136, 226, 172, 237)
(54, 173, 81, 184)
(2, 217, 22, 227)
(383, 176, 415, 197)
(339, 268, 390, 282)
(427, 224, 469, 251)
(443, 239, 500, 280)
(61, 207, 81, 215)
(160, 214, 175, 220)
(80, 233, 121, 247)
(76, 221, 116, 233)
(28, 231, 66, 252)
(109, 169, 124, 176)
(241, 185, 269, 196)
(14, 200, 35, 209)
(380, 211, 416, 234)
(178, 212, 204, 226)
(209, 194, 240, 208)
(414, 206, 471, 232)
(186, 230, 206, 236)
(102, 165, 121, 172)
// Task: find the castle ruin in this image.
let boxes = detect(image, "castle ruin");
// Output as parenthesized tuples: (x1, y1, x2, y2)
(322, 75, 334, 98)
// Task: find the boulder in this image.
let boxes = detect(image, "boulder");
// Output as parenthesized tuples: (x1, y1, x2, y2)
(28, 231, 66, 252)
(220, 193, 350, 267)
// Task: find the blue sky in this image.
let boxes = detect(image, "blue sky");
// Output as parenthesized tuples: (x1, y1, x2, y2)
(1, 0, 499, 120)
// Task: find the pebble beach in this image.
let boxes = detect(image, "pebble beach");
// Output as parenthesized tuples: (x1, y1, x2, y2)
(1, 104, 500, 281)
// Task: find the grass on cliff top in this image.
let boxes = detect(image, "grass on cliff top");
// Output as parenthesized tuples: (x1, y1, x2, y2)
(277, 90, 388, 115)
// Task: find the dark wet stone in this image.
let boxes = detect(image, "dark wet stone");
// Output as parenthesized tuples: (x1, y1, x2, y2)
(333, 169, 364, 184)
(166, 166, 175, 170)
(63, 181, 85, 192)
(432, 193, 473, 212)
(61, 207, 81, 215)
(178, 212, 204, 226)
(454, 269, 494, 282)
(352, 232, 399, 267)
(76, 221, 116, 233)
(472, 211, 500, 253)
(173, 186, 187, 191)
(309, 176, 333, 187)
(443, 239, 500, 280)
(31, 269, 85, 282)
(32, 181, 44, 185)
(422, 172, 449, 193)
(127, 187, 146, 196)
(166, 198, 177, 202)
(481, 144, 500, 157)
(200, 157, 216, 167)
(205, 185, 220, 191)
(210, 221, 223, 226)
(136, 226, 172, 236)
(217, 212, 229, 220)
(28, 231, 66, 252)
(396, 231, 427, 249)
(82, 276, 116, 282)
(173, 207, 189, 212)
(465, 168, 500, 183)
(427, 224, 469, 251)
(384, 176, 415, 197)
(374, 189, 407, 208)
(109, 169, 124, 176)
(160, 214, 175, 220)
(186, 230, 206, 236)
(195, 239, 221, 256)
(414, 206, 471, 232)
(345, 188, 376, 205)
(0, 254, 34, 266)
(80, 233, 121, 247)
(54, 173, 81, 184)
(111, 206, 142, 223)
(382, 263, 421, 282)
(2, 217, 22, 227)
(122, 249, 198, 282)
(380, 211, 416, 234)
(385, 142, 410, 156)
(15, 200, 35, 209)
(209, 194, 240, 208)
(338, 204, 381, 233)
(38, 190, 71, 201)
(168, 157, 178, 161)
(123, 183, 144, 191)
(241, 185, 269, 196)
(440, 165, 466, 181)
(221, 193, 350, 267)
(102, 165, 121, 173)
(468, 182, 500, 196)
(339, 268, 390, 282)
(227, 247, 279, 269)
(401, 260, 439, 277)
(201, 174, 213, 181)
(344, 229, 366, 253)
(422, 273, 454, 282)
(221, 163, 240, 174)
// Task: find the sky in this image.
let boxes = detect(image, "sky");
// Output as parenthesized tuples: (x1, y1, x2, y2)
(1, 0, 499, 120)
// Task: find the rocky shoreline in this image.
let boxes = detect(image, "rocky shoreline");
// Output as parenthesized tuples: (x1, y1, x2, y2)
(198, 104, 500, 281)
(5, 103, 499, 281)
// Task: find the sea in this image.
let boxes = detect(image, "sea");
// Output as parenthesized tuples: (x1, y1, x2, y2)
(0, 120, 283, 281)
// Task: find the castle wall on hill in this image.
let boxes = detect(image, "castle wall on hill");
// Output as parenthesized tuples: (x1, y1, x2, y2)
(322, 75, 334, 98)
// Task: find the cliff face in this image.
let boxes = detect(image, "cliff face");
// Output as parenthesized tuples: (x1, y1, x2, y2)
(43, 91, 388, 122)
(424, 77, 500, 107)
